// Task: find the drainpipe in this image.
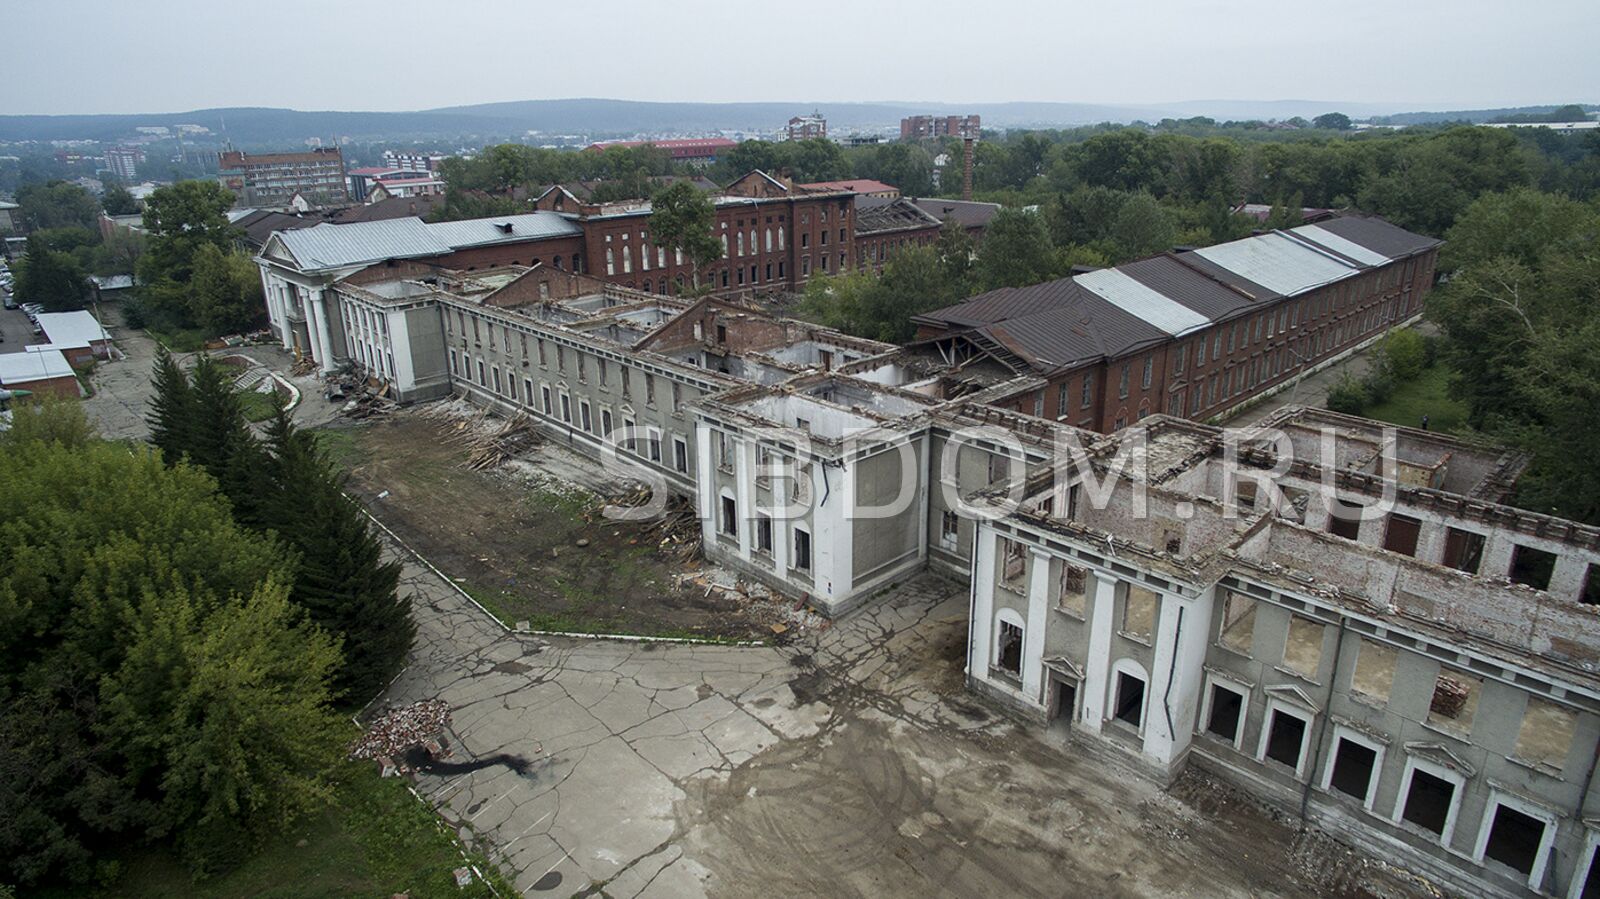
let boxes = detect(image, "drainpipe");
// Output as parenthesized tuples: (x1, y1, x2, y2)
(1300, 615, 1349, 821)
(1162, 606, 1184, 743)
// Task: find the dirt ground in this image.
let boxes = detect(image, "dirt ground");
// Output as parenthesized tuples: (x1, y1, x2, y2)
(325, 411, 787, 641)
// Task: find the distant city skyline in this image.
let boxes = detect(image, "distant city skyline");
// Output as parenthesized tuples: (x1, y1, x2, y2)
(7, 0, 1597, 117)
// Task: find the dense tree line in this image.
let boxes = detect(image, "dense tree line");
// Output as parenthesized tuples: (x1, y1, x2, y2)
(8, 181, 146, 311)
(0, 400, 346, 887)
(1427, 189, 1600, 524)
(438, 121, 1598, 246)
(148, 351, 416, 700)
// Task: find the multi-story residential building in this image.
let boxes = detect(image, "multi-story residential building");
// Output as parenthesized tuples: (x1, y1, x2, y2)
(251, 206, 1600, 894)
(901, 114, 981, 141)
(913, 215, 1441, 433)
(104, 146, 143, 182)
(786, 113, 827, 141)
(218, 147, 349, 208)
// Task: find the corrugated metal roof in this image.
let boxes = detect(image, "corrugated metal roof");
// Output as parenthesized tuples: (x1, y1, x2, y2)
(1075, 268, 1211, 336)
(275, 218, 448, 272)
(1314, 215, 1443, 259)
(1119, 255, 1256, 321)
(1192, 232, 1357, 296)
(1290, 224, 1390, 266)
(426, 213, 581, 249)
(0, 346, 74, 384)
(36, 311, 110, 347)
(270, 213, 582, 273)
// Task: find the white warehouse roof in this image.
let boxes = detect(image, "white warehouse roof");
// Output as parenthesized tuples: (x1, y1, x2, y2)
(35, 311, 111, 348)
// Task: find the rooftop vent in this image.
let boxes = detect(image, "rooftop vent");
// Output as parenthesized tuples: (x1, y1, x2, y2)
(497, 222, 514, 234)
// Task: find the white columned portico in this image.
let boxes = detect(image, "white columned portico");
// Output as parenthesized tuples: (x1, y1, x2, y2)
(309, 288, 336, 373)
(1141, 587, 1214, 764)
(1080, 574, 1118, 733)
(968, 528, 998, 678)
(1022, 548, 1051, 703)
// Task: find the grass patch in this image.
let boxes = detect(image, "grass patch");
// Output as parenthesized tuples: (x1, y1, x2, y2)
(145, 326, 209, 353)
(37, 759, 512, 899)
(1361, 364, 1469, 433)
(238, 389, 279, 423)
(314, 427, 370, 471)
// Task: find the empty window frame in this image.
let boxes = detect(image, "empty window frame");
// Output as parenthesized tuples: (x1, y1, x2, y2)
(719, 495, 738, 537)
(1218, 591, 1256, 654)
(1327, 498, 1364, 540)
(755, 512, 773, 556)
(1426, 669, 1482, 736)
(1513, 697, 1576, 771)
(1258, 703, 1311, 776)
(792, 528, 812, 572)
(1509, 544, 1558, 591)
(1057, 563, 1088, 617)
(1001, 538, 1027, 584)
(1396, 760, 1462, 842)
(995, 618, 1023, 677)
(1475, 796, 1555, 886)
(1321, 729, 1383, 808)
(1382, 513, 1422, 557)
(1349, 639, 1397, 706)
(1280, 616, 1325, 681)
(1203, 679, 1247, 747)
(1113, 669, 1147, 729)
(1122, 585, 1158, 642)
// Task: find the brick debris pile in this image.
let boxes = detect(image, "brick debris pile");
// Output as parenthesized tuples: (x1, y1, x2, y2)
(350, 699, 453, 760)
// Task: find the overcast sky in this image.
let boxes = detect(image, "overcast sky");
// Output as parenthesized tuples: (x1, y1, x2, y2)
(7, 0, 1596, 115)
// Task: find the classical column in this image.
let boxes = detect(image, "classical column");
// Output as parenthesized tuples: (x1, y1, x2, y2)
(1022, 549, 1051, 704)
(1080, 574, 1118, 734)
(1142, 588, 1214, 765)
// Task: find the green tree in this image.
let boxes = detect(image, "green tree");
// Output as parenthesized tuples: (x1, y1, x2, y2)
(0, 435, 338, 886)
(0, 394, 94, 450)
(1428, 189, 1600, 522)
(188, 244, 265, 335)
(15, 180, 100, 230)
(934, 216, 976, 287)
(101, 183, 139, 215)
(973, 208, 1057, 290)
(135, 180, 240, 328)
(1109, 192, 1177, 261)
(258, 408, 413, 700)
(1313, 112, 1353, 131)
(147, 346, 196, 464)
(648, 181, 723, 289)
(12, 235, 89, 311)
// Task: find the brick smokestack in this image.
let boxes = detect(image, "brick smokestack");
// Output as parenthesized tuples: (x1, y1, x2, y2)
(962, 137, 974, 201)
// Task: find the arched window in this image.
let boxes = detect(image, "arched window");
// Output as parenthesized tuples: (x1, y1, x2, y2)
(749, 229, 757, 255)
(605, 248, 615, 276)
(765, 228, 773, 252)
(777, 226, 785, 250)
(736, 231, 744, 256)
(721, 234, 729, 255)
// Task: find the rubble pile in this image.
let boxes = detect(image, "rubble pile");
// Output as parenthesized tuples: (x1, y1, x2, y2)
(427, 408, 541, 470)
(350, 699, 453, 760)
(602, 489, 701, 562)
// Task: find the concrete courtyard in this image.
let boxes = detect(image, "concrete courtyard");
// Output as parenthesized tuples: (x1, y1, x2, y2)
(379, 539, 1421, 898)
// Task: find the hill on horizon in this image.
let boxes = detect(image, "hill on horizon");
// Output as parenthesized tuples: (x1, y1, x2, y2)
(0, 97, 1587, 145)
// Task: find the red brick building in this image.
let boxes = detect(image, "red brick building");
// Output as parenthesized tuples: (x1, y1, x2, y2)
(912, 215, 1441, 432)
(536, 171, 856, 297)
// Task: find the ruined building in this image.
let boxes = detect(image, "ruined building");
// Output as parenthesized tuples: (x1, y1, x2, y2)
(252, 209, 1600, 897)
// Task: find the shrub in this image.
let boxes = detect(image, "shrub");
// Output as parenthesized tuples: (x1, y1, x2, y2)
(1383, 329, 1428, 381)
(1326, 373, 1368, 414)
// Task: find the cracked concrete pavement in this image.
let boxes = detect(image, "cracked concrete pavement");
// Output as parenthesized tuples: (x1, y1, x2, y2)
(378, 533, 1404, 899)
